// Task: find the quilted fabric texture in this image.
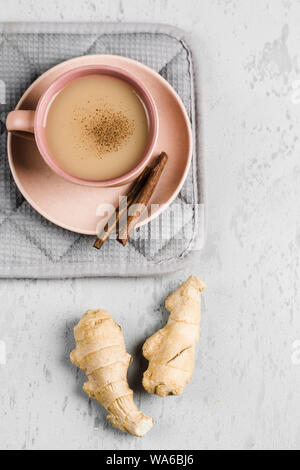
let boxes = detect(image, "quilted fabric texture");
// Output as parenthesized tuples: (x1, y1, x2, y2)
(0, 23, 203, 278)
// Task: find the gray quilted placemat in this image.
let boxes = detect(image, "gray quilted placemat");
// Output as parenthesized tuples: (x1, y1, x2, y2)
(0, 23, 204, 278)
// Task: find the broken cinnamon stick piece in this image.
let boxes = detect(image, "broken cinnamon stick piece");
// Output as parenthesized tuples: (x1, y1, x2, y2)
(117, 152, 168, 246)
(94, 166, 151, 250)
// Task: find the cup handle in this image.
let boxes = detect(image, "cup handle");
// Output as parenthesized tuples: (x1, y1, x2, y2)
(6, 110, 35, 134)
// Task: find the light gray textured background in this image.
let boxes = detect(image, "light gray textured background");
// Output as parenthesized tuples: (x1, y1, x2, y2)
(0, 0, 300, 451)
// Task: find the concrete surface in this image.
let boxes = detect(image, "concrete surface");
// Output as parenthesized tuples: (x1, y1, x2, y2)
(0, 0, 300, 450)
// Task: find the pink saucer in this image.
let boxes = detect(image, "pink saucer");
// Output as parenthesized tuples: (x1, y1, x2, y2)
(8, 55, 192, 235)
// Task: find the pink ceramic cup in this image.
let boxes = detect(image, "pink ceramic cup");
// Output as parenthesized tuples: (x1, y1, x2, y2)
(6, 65, 159, 187)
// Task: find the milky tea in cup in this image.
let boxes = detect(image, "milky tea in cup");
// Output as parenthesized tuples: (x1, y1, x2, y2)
(45, 74, 149, 181)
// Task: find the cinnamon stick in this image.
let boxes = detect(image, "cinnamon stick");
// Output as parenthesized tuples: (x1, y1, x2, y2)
(117, 152, 168, 246)
(94, 166, 151, 249)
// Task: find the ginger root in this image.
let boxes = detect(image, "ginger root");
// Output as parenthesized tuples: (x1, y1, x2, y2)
(142, 276, 206, 397)
(70, 309, 153, 437)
